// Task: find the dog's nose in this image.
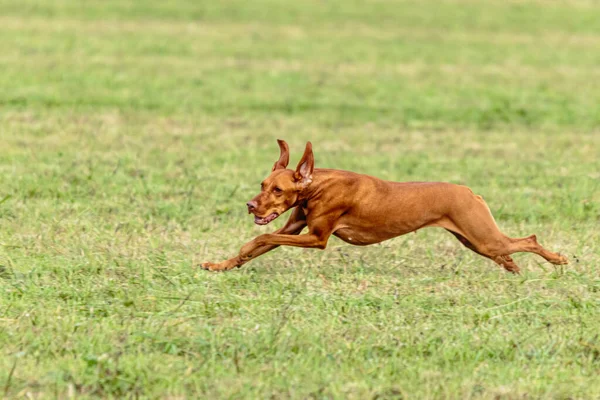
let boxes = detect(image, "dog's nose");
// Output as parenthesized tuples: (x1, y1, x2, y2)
(246, 201, 257, 212)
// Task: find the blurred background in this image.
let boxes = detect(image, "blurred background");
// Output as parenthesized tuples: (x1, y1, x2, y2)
(2, 1, 599, 219)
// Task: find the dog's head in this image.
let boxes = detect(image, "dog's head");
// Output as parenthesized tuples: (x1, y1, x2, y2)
(246, 139, 314, 225)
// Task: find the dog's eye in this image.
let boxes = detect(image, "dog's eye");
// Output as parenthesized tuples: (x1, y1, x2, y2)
(273, 187, 283, 194)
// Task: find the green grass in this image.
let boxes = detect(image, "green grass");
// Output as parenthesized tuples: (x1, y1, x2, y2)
(1, 0, 599, 398)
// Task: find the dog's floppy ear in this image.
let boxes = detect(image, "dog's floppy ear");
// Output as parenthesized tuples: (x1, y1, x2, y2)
(294, 141, 314, 186)
(272, 139, 290, 171)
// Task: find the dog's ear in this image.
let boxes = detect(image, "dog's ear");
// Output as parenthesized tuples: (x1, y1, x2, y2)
(294, 141, 314, 186)
(272, 139, 290, 171)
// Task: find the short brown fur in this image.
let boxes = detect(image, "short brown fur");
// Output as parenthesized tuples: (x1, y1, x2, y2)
(201, 140, 568, 273)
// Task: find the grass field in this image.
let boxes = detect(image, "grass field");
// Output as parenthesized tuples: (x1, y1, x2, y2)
(1, 0, 600, 398)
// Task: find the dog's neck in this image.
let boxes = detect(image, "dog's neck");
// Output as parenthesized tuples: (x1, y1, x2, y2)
(294, 169, 330, 206)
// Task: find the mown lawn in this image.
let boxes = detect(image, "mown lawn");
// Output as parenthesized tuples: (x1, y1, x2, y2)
(1, 0, 599, 398)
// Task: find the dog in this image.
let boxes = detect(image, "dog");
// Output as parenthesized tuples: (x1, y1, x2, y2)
(201, 140, 568, 273)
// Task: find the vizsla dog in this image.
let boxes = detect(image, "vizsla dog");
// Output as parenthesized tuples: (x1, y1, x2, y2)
(201, 140, 568, 273)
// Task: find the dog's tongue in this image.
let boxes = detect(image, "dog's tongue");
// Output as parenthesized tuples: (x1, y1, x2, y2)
(254, 213, 278, 225)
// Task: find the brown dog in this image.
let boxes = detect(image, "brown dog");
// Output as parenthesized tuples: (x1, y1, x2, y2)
(201, 140, 568, 273)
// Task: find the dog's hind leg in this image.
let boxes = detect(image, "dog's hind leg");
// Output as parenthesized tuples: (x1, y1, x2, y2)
(504, 234, 568, 265)
(439, 187, 567, 273)
(446, 230, 488, 258)
(446, 229, 522, 273)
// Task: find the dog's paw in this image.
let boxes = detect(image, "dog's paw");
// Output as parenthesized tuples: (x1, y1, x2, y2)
(200, 261, 236, 272)
(556, 254, 569, 265)
(201, 262, 219, 271)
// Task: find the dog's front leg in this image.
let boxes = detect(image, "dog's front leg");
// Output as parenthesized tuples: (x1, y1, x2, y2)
(246, 231, 330, 251)
(238, 217, 334, 259)
(201, 208, 307, 272)
(201, 221, 307, 272)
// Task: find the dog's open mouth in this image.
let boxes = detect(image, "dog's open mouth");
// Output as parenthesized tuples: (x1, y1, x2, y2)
(254, 213, 279, 225)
